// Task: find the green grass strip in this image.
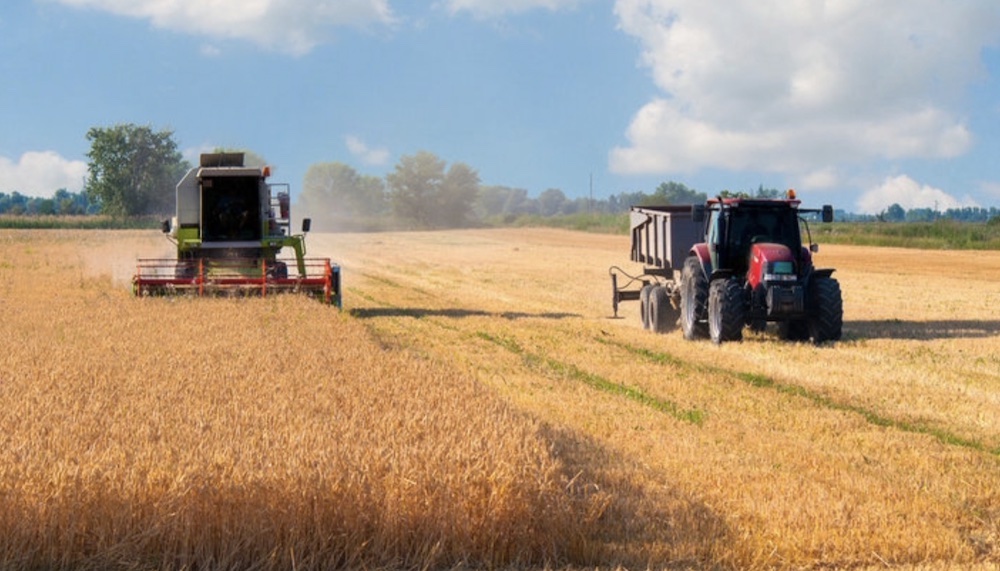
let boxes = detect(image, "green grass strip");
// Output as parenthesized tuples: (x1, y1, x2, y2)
(476, 331, 705, 425)
(599, 337, 1000, 457)
(736, 372, 998, 454)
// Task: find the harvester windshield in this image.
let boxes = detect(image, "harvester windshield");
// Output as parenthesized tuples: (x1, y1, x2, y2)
(202, 175, 262, 242)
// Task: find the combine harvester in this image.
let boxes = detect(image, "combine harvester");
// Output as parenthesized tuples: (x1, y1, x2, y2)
(133, 153, 342, 307)
(610, 191, 841, 344)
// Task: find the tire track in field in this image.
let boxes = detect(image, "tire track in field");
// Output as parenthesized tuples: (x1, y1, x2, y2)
(354, 268, 1000, 456)
(596, 335, 1000, 458)
(347, 274, 705, 426)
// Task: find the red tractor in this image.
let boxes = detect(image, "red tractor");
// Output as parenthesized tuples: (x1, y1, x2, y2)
(682, 193, 842, 344)
(609, 192, 841, 344)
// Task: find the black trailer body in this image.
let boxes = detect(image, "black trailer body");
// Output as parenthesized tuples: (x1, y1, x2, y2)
(609, 205, 702, 331)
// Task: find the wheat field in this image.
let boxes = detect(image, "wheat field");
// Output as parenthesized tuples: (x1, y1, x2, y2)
(1, 227, 999, 570)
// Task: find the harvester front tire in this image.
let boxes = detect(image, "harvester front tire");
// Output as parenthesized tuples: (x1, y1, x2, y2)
(709, 277, 746, 344)
(809, 276, 843, 343)
(680, 256, 709, 340)
(639, 284, 653, 330)
(649, 285, 680, 334)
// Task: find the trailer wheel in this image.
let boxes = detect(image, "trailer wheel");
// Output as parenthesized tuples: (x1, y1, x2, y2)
(709, 277, 745, 344)
(680, 256, 709, 340)
(808, 276, 843, 343)
(639, 284, 653, 330)
(649, 285, 680, 333)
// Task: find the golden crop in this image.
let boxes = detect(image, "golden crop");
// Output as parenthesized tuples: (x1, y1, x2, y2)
(0, 230, 598, 570)
(1, 228, 999, 570)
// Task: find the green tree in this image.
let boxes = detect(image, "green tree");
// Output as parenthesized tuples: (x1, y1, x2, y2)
(300, 162, 387, 230)
(650, 181, 707, 204)
(387, 151, 444, 228)
(475, 185, 531, 219)
(436, 162, 480, 227)
(386, 152, 481, 229)
(537, 188, 567, 216)
(84, 124, 189, 217)
(883, 203, 906, 222)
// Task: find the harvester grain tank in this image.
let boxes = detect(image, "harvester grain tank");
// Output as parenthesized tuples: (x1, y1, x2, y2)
(609, 191, 841, 344)
(133, 152, 342, 307)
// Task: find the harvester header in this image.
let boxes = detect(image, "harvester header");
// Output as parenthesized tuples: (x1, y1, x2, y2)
(133, 152, 342, 306)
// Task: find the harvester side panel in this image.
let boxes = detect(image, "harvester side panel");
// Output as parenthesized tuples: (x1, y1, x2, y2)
(176, 168, 200, 229)
(629, 205, 702, 271)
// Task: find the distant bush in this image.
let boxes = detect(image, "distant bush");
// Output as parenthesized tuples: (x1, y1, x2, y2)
(0, 215, 161, 230)
(501, 212, 628, 234)
(814, 220, 1000, 250)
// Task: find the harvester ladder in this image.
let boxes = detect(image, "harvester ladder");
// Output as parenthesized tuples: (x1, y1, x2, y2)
(269, 183, 292, 237)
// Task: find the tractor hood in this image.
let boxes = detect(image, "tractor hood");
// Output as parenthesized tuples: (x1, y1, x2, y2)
(748, 243, 797, 289)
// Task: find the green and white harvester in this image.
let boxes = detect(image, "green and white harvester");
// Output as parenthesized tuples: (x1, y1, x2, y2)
(133, 152, 341, 307)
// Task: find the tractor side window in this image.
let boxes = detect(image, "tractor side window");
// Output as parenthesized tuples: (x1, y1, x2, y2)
(707, 209, 722, 269)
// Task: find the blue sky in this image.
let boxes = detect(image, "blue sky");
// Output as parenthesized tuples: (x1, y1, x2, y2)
(2, 0, 1000, 214)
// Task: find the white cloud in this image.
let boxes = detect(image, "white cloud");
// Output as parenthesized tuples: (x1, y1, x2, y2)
(55, 0, 395, 55)
(442, 0, 581, 18)
(610, 1, 1000, 178)
(0, 151, 89, 198)
(857, 175, 978, 214)
(345, 135, 390, 166)
(798, 167, 839, 190)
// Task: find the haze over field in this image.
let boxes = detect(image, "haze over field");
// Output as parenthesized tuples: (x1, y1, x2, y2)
(2, 1, 1000, 213)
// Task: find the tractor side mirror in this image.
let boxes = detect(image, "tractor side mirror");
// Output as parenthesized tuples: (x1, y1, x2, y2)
(692, 204, 706, 223)
(301, 218, 312, 233)
(821, 205, 834, 223)
(160, 219, 170, 234)
(810, 243, 820, 254)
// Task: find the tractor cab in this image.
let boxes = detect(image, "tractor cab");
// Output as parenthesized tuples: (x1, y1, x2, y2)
(701, 199, 805, 278)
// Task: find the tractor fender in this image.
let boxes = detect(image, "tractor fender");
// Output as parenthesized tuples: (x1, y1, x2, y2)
(801, 267, 837, 297)
(689, 243, 712, 280)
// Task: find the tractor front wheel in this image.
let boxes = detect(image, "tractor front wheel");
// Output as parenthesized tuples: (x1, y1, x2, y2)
(709, 277, 746, 344)
(808, 276, 843, 343)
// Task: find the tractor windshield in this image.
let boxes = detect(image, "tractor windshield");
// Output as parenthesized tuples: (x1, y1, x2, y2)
(729, 206, 801, 250)
(717, 205, 802, 272)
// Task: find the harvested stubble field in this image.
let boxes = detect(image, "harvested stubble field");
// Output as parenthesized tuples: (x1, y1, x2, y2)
(1, 228, 999, 570)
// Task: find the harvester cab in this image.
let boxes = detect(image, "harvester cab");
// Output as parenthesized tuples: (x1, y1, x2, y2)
(133, 152, 342, 307)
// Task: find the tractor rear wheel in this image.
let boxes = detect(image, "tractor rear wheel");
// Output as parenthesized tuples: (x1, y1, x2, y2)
(649, 285, 679, 334)
(639, 284, 653, 330)
(808, 276, 843, 343)
(680, 256, 709, 340)
(709, 277, 746, 344)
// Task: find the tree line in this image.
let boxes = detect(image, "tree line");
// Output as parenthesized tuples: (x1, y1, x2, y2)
(4, 123, 999, 228)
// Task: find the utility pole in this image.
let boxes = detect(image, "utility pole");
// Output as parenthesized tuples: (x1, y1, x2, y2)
(589, 172, 593, 216)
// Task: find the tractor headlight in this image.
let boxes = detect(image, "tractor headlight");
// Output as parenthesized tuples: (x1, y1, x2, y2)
(764, 261, 796, 282)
